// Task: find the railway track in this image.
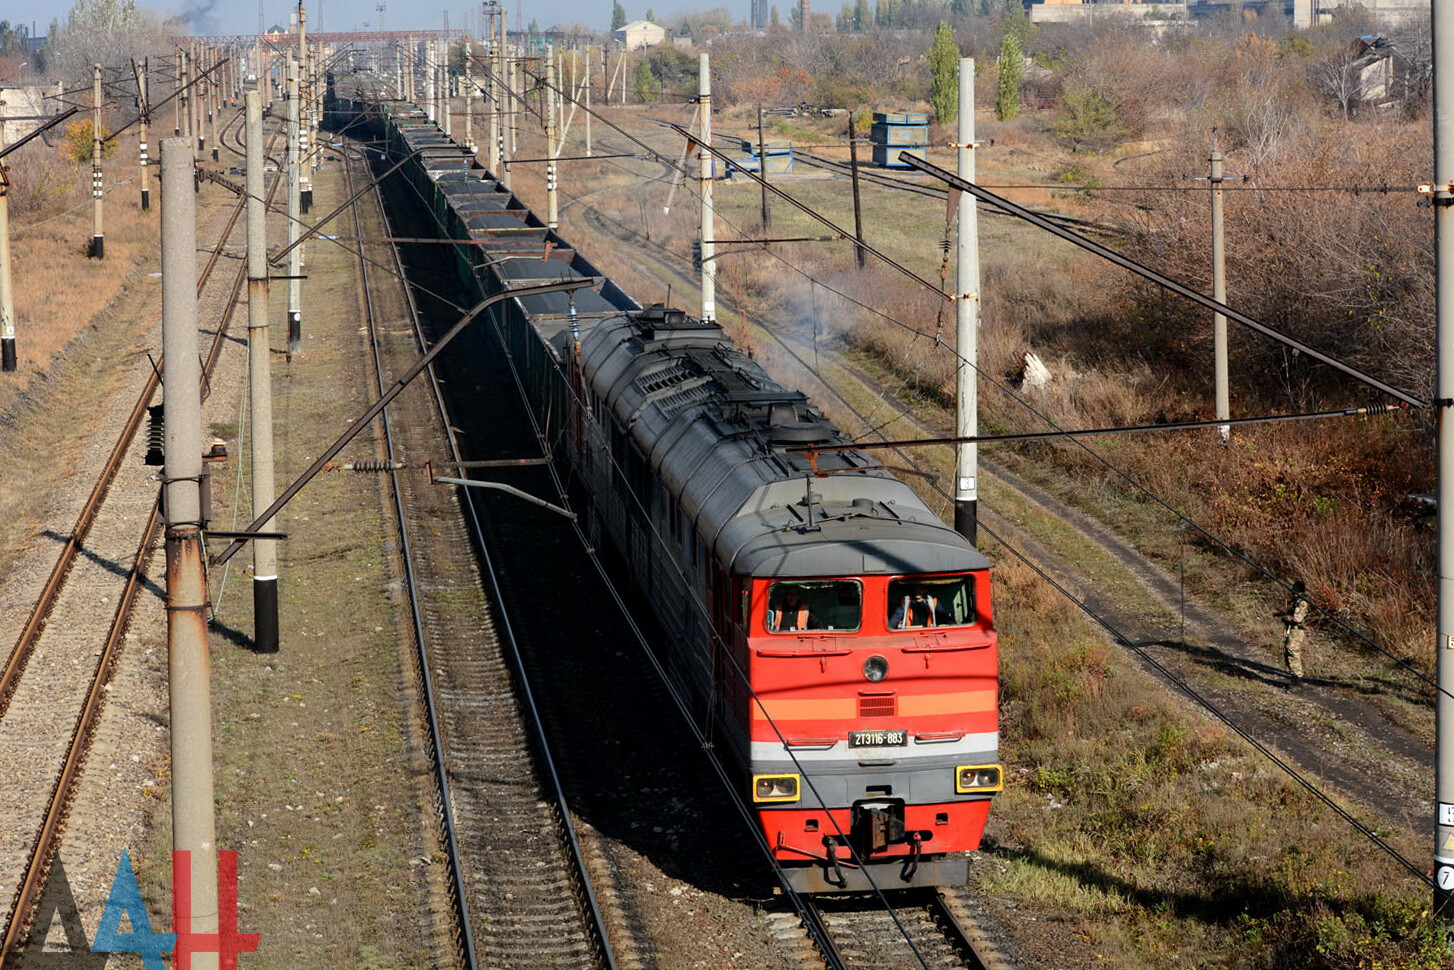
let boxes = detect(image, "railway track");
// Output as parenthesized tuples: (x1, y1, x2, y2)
(799, 889, 996, 970)
(345, 137, 619, 970)
(0, 107, 280, 963)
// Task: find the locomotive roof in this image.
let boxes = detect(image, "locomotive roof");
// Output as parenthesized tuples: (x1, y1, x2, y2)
(576, 306, 989, 578)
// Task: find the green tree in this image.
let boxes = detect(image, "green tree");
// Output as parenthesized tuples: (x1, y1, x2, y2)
(770, 4, 781, 25)
(611, 1, 627, 31)
(633, 58, 661, 101)
(995, 32, 1021, 121)
(789, 1, 801, 28)
(853, 0, 870, 29)
(927, 21, 959, 123)
(645, 7, 655, 19)
(836, 3, 853, 29)
(1053, 82, 1126, 152)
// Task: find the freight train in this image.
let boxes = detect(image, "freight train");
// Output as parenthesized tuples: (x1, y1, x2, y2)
(337, 80, 1002, 893)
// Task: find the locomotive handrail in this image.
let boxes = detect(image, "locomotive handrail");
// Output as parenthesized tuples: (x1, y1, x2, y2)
(901, 641, 991, 653)
(754, 645, 853, 657)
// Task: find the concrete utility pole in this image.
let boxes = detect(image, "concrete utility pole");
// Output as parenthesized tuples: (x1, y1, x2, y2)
(0, 162, 14, 372)
(197, 47, 208, 159)
(499, 48, 512, 189)
(847, 116, 865, 270)
(1210, 149, 1229, 443)
(463, 42, 474, 154)
(545, 46, 558, 229)
(139, 58, 151, 210)
(160, 134, 221, 970)
(424, 40, 435, 121)
(175, 49, 183, 136)
(209, 48, 220, 162)
(90, 63, 104, 259)
(585, 46, 593, 157)
(509, 57, 519, 153)
(245, 90, 279, 654)
(286, 55, 302, 356)
(441, 53, 452, 138)
(757, 104, 770, 230)
(1435, 0, 1454, 940)
(954, 56, 979, 545)
(298, 3, 312, 214)
(698, 52, 714, 323)
(188, 49, 200, 161)
(487, 18, 500, 175)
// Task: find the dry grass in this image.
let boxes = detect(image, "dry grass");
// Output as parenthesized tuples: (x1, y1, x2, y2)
(530, 103, 1446, 966)
(984, 552, 1444, 969)
(1, 128, 158, 418)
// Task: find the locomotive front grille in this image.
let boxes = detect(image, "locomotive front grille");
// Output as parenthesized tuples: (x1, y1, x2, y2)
(858, 693, 896, 718)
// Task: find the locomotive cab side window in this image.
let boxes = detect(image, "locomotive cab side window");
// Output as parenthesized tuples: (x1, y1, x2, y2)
(765, 580, 861, 633)
(886, 575, 976, 629)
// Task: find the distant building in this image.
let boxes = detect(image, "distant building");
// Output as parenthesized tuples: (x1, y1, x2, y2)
(614, 20, 665, 49)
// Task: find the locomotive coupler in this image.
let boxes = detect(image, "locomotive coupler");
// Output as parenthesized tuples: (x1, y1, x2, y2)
(851, 799, 908, 858)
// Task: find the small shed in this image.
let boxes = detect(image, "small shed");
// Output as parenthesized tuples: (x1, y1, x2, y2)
(615, 20, 666, 50)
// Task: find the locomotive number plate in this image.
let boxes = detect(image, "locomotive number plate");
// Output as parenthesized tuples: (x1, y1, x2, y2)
(849, 729, 907, 748)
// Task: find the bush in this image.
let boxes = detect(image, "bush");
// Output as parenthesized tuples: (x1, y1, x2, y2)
(60, 119, 117, 164)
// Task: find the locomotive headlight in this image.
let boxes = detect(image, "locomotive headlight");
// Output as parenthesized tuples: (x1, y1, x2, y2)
(955, 765, 1004, 794)
(753, 774, 800, 803)
(863, 655, 889, 683)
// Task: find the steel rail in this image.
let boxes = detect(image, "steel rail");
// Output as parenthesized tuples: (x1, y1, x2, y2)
(925, 889, 991, 970)
(358, 127, 621, 967)
(797, 896, 849, 970)
(0, 506, 163, 963)
(342, 143, 481, 970)
(0, 118, 280, 724)
(0, 122, 286, 964)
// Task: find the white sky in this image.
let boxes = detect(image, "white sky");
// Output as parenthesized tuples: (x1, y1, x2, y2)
(3, 0, 737, 37)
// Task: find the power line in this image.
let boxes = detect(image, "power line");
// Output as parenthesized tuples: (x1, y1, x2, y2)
(525, 75, 1445, 877)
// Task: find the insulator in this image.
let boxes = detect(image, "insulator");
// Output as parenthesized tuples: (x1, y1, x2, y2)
(144, 404, 165, 466)
(1363, 402, 1390, 417)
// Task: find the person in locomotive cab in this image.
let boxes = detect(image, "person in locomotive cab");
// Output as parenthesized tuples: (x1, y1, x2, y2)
(767, 586, 815, 632)
(890, 585, 952, 629)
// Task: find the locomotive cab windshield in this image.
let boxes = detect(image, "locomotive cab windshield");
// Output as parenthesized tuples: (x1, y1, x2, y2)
(765, 580, 862, 633)
(887, 575, 976, 629)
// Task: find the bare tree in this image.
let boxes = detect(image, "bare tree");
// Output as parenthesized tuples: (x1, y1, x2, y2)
(1389, 6, 1432, 114)
(1309, 43, 1366, 119)
(48, 0, 168, 81)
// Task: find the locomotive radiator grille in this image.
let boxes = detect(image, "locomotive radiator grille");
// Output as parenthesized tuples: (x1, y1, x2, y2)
(857, 693, 896, 718)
